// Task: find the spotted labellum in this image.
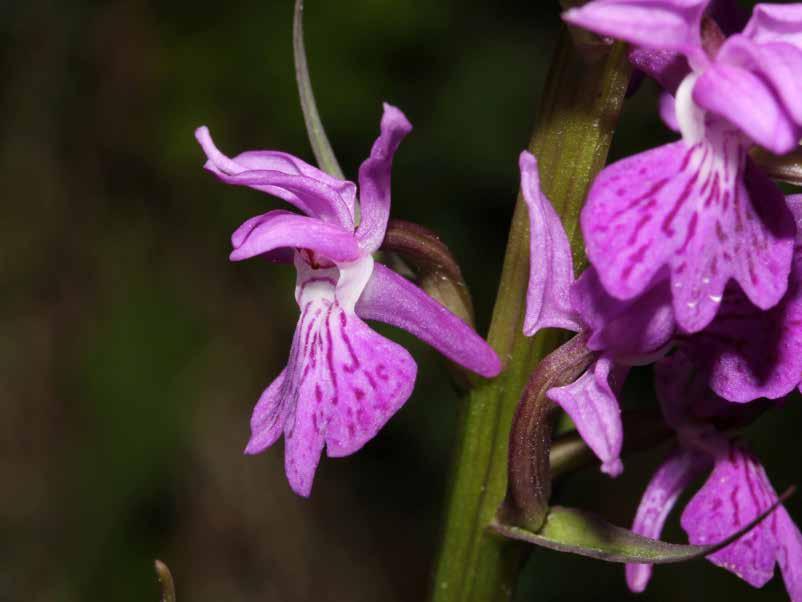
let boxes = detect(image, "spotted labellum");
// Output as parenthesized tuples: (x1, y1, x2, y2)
(564, 0, 802, 333)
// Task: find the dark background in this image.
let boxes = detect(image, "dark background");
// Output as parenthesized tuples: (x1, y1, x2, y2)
(2, 0, 800, 600)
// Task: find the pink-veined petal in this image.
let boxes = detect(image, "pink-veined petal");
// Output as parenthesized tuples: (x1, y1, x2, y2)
(355, 263, 501, 378)
(547, 356, 626, 477)
(685, 193, 802, 402)
(246, 265, 417, 497)
(687, 271, 802, 403)
(520, 151, 582, 337)
(195, 126, 354, 229)
(692, 62, 799, 154)
(229, 210, 362, 263)
(570, 267, 675, 359)
(581, 134, 794, 333)
(717, 36, 802, 127)
(245, 368, 291, 454)
(563, 0, 709, 53)
(625, 447, 712, 592)
(681, 443, 780, 588)
(776, 507, 802, 602)
(743, 4, 802, 50)
(355, 104, 413, 253)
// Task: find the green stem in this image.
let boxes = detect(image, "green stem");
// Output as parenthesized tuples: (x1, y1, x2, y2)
(430, 30, 630, 602)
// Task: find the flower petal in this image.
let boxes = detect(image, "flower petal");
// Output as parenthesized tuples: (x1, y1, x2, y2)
(563, 0, 708, 53)
(229, 210, 362, 263)
(626, 448, 712, 592)
(570, 267, 675, 359)
(776, 507, 802, 602)
(692, 62, 799, 154)
(582, 136, 794, 333)
(688, 267, 802, 403)
(547, 356, 626, 477)
(717, 36, 802, 128)
(233, 149, 356, 213)
(250, 265, 417, 496)
(355, 104, 413, 253)
(681, 443, 780, 588)
(195, 126, 354, 228)
(520, 151, 582, 337)
(628, 47, 690, 94)
(743, 3, 802, 50)
(245, 368, 291, 454)
(355, 263, 502, 378)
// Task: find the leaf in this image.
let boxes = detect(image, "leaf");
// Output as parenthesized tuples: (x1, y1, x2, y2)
(293, 0, 344, 179)
(491, 490, 795, 564)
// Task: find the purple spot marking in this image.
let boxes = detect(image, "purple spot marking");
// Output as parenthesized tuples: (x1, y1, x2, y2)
(338, 310, 360, 373)
(677, 212, 698, 254)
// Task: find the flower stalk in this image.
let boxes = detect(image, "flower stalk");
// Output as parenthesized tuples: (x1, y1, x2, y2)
(430, 29, 631, 602)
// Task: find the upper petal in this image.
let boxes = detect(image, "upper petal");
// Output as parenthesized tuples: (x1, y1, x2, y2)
(547, 356, 626, 477)
(692, 62, 799, 154)
(520, 151, 582, 337)
(229, 210, 362, 263)
(570, 267, 675, 359)
(355, 263, 502, 378)
(681, 443, 780, 588)
(355, 104, 413, 253)
(232, 149, 356, 213)
(195, 126, 354, 229)
(743, 3, 802, 50)
(717, 35, 802, 128)
(625, 447, 712, 592)
(563, 0, 709, 54)
(582, 136, 794, 333)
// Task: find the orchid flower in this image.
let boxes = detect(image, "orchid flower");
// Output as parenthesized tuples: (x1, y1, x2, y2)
(563, 0, 802, 333)
(522, 144, 802, 478)
(625, 350, 802, 600)
(520, 150, 675, 476)
(195, 104, 501, 496)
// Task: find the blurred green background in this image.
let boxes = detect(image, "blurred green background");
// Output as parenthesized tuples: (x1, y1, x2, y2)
(2, 0, 799, 600)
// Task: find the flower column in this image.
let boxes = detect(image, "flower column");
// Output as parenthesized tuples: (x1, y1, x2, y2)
(430, 30, 631, 602)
